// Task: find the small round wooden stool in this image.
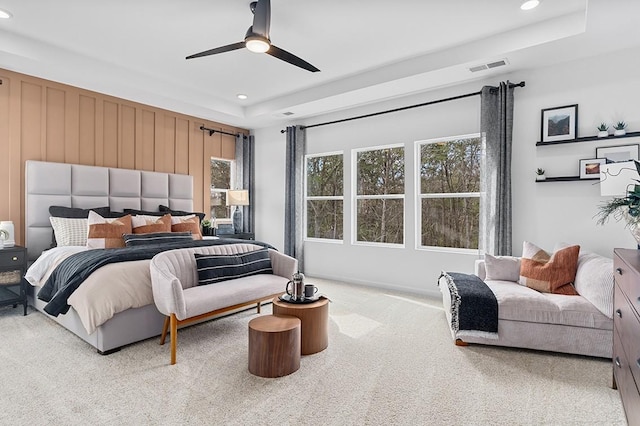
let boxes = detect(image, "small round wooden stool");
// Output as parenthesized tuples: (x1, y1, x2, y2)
(248, 315, 301, 378)
(272, 297, 329, 355)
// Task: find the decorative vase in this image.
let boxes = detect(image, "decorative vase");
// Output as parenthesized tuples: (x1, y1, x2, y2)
(597, 131, 609, 138)
(0, 221, 14, 247)
(615, 129, 627, 136)
(536, 175, 546, 181)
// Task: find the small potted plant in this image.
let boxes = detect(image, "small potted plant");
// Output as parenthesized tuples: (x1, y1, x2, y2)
(597, 123, 609, 138)
(536, 168, 546, 181)
(614, 121, 628, 136)
(201, 219, 213, 236)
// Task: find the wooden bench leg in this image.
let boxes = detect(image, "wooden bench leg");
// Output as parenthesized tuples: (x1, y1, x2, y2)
(455, 338, 469, 347)
(170, 313, 178, 365)
(257, 301, 261, 314)
(160, 316, 170, 345)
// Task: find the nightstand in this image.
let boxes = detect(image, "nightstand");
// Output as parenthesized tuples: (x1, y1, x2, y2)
(0, 245, 28, 316)
(218, 232, 255, 240)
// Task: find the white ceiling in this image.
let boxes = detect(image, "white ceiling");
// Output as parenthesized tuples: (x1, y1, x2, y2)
(0, 0, 638, 129)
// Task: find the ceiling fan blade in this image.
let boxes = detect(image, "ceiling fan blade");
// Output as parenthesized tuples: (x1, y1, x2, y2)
(252, 0, 271, 38)
(267, 45, 320, 72)
(185, 42, 245, 60)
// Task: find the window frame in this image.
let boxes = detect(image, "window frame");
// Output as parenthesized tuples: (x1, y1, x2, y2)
(414, 133, 482, 254)
(351, 143, 406, 248)
(304, 151, 344, 243)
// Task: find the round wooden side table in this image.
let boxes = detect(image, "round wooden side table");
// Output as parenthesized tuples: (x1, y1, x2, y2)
(248, 315, 301, 378)
(272, 297, 329, 355)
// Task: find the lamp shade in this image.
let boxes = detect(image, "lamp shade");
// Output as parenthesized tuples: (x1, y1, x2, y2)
(227, 189, 249, 206)
(600, 161, 640, 196)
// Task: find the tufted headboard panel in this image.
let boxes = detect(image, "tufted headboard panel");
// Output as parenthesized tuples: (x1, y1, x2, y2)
(25, 160, 194, 261)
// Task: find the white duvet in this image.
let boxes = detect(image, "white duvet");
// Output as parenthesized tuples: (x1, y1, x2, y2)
(25, 247, 155, 334)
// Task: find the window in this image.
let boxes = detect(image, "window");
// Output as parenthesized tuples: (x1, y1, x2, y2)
(210, 158, 233, 220)
(305, 153, 343, 240)
(417, 134, 482, 250)
(354, 145, 405, 245)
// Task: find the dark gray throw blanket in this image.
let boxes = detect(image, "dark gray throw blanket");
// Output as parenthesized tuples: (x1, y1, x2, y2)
(38, 239, 274, 317)
(439, 271, 498, 338)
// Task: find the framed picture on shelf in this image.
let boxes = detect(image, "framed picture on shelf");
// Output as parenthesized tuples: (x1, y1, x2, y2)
(596, 144, 640, 163)
(579, 158, 605, 180)
(540, 104, 578, 143)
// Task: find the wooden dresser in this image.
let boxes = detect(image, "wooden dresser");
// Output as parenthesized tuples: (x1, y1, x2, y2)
(613, 248, 640, 425)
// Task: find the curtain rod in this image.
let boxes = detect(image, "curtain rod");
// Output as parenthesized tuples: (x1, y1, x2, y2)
(279, 81, 525, 133)
(200, 125, 247, 139)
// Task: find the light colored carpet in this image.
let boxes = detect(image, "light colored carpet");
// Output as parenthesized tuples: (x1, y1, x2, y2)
(0, 278, 625, 425)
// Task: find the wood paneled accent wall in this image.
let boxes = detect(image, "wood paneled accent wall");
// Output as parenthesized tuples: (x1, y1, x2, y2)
(0, 68, 246, 245)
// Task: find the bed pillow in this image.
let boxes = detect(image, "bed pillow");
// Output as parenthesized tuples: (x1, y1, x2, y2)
(87, 211, 132, 249)
(122, 232, 193, 247)
(483, 254, 521, 282)
(158, 205, 206, 222)
(170, 215, 202, 240)
(124, 209, 164, 217)
(49, 216, 88, 246)
(518, 241, 579, 295)
(194, 249, 273, 285)
(131, 214, 171, 234)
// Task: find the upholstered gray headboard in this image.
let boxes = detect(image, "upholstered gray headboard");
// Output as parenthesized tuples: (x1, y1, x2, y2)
(25, 160, 194, 261)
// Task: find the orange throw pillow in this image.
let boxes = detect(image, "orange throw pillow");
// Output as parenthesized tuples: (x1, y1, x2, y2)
(171, 215, 202, 240)
(518, 241, 579, 295)
(131, 214, 171, 234)
(87, 211, 132, 249)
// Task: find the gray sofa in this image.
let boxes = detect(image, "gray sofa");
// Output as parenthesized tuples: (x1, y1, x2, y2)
(439, 250, 614, 358)
(150, 243, 297, 364)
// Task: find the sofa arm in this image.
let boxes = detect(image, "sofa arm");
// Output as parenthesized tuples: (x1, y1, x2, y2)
(150, 260, 187, 320)
(475, 259, 487, 280)
(269, 249, 298, 279)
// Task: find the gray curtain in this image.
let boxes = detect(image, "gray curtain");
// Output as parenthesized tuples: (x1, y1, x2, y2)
(235, 133, 255, 233)
(284, 126, 306, 271)
(480, 81, 514, 256)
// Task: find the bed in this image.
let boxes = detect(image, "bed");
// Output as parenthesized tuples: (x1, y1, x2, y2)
(25, 160, 204, 354)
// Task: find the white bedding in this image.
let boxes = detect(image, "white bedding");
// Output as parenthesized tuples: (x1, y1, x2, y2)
(25, 247, 155, 334)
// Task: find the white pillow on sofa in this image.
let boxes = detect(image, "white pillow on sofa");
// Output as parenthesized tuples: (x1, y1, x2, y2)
(484, 254, 521, 282)
(574, 252, 614, 319)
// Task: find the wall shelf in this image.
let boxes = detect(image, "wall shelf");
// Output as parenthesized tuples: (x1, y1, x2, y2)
(536, 131, 640, 146)
(536, 176, 599, 183)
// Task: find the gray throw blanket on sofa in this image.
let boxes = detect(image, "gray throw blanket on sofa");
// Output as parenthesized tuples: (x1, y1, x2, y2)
(38, 239, 273, 317)
(439, 271, 498, 339)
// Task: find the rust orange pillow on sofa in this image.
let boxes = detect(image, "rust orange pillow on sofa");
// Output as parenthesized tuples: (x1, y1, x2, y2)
(518, 241, 579, 295)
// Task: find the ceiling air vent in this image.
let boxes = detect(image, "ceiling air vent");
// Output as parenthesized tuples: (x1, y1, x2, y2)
(282, 111, 295, 116)
(469, 59, 508, 73)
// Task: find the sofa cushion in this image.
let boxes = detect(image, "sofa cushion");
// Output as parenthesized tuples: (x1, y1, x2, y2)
(485, 280, 612, 330)
(484, 254, 521, 281)
(195, 248, 273, 285)
(519, 241, 579, 295)
(574, 252, 614, 319)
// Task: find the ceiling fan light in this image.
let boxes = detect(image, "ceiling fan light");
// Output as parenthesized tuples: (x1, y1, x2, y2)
(0, 8, 13, 19)
(520, 0, 540, 10)
(245, 37, 270, 53)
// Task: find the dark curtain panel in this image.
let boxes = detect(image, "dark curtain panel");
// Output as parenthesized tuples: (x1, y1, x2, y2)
(284, 126, 306, 271)
(480, 81, 514, 256)
(235, 133, 255, 233)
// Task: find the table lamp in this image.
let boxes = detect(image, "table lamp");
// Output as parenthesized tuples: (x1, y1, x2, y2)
(227, 189, 249, 233)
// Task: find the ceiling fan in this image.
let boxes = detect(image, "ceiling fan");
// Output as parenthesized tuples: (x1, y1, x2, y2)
(186, 0, 320, 73)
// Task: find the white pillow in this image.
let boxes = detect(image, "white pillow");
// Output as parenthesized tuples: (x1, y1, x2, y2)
(574, 252, 614, 319)
(484, 253, 521, 282)
(49, 216, 88, 246)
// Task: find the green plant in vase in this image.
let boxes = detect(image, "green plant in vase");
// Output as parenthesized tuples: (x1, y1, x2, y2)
(201, 219, 213, 236)
(614, 121, 628, 136)
(536, 168, 545, 181)
(597, 123, 609, 138)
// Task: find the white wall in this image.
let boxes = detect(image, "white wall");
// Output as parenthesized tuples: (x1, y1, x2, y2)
(254, 45, 640, 297)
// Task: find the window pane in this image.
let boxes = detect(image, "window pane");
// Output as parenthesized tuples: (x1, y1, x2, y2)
(210, 191, 228, 219)
(421, 197, 479, 249)
(357, 147, 405, 195)
(357, 198, 404, 244)
(211, 159, 231, 190)
(307, 155, 343, 197)
(307, 200, 343, 239)
(420, 137, 481, 194)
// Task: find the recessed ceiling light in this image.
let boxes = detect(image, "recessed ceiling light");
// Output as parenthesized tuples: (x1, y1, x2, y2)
(237, 94, 248, 100)
(520, 0, 540, 10)
(0, 8, 13, 19)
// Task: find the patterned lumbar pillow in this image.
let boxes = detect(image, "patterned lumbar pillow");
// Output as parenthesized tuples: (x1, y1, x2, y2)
(49, 216, 88, 246)
(170, 215, 202, 240)
(87, 210, 132, 249)
(195, 249, 273, 285)
(518, 241, 579, 295)
(131, 214, 171, 234)
(122, 232, 193, 247)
